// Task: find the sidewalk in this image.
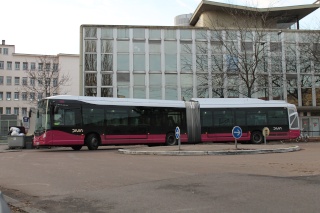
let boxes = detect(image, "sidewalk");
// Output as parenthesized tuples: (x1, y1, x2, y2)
(118, 142, 301, 156)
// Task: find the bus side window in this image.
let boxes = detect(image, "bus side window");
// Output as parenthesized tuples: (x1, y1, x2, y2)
(168, 116, 176, 127)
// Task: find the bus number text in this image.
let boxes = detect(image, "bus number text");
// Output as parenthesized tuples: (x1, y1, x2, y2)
(273, 127, 282, 131)
(72, 129, 84, 133)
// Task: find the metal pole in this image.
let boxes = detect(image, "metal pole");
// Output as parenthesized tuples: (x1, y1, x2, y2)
(178, 138, 181, 151)
(235, 139, 237, 149)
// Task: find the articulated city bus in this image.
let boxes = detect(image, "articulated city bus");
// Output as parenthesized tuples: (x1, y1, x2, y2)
(33, 95, 300, 150)
(193, 98, 300, 144)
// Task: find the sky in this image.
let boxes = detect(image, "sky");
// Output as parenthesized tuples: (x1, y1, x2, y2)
(1, 0, 319, 55)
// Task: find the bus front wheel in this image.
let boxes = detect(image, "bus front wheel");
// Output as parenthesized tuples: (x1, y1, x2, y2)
(251, 131, 263, 144)
(166, 133, 177, 146)
(86, 134, 99, 150)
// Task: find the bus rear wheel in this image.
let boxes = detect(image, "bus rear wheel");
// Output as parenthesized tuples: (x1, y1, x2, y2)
(251, 131, 263, 144)
(166, 133, 177, 146)
(86, 134, 99, 150)
(71, 145, 82, 151)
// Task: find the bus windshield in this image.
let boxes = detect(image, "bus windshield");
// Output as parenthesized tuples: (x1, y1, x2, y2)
(35, 99, 51, 133)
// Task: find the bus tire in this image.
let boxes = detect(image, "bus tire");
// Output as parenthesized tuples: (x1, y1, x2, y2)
(86, 134, 99, 150)
(251, 131, 263, 144)
(166, 132, 177, 146)
(71, 146, 82, 151)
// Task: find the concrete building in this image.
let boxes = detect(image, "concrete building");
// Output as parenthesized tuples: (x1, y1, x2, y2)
(79, 1, 320, 136)
(0, 40, 79, 133)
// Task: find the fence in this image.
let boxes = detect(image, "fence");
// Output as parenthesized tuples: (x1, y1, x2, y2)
(0, 119, 21, 137)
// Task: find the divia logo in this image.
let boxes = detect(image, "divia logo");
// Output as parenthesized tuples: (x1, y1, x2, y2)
(72, 129, 84, 133)
(273, 127, 282, 131)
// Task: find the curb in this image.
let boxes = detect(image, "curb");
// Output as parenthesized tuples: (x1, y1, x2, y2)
(3, 194, 46, 213)
(118, 146, 300, 156)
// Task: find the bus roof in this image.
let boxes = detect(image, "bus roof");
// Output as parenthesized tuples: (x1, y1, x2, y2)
(191, 98, 296, 109)
(45, 96, 296, 109)
(46, 95, 186, 108)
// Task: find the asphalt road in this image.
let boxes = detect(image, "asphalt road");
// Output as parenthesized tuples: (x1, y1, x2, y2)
(0, 142, 320, 213)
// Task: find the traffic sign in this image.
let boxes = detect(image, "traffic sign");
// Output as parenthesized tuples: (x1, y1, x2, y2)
(262, 127, 270, 137)
(232, 126, 242, 139)
(175, 126, 180, 139)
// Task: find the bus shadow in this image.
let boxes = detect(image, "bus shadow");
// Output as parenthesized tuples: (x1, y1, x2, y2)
(32, 145, 148, 152)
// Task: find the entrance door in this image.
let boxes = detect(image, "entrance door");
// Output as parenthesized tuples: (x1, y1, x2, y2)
(311, 118, 320, 137)
(301, 118, 310, 136)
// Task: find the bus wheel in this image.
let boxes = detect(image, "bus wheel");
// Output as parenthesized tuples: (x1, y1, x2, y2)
(86, 134, 99, 150)
(251, 131, 263, 144)
(71, 146, 82, 151)
(166, 133, 177, 146)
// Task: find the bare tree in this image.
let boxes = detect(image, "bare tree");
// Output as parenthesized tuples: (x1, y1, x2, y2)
(20, 55, 71, 105)
(182, 2, 295, 99)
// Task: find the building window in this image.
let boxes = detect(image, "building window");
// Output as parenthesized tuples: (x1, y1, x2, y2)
(22, 108, 27, 116)
(31, 62, 36, 70)
(23, 62, 28, 70)
(0, 107, 2, 114)
(22, 77, 27, 85)
(22, 92, 27, 101)
(117, 28, 129, 39)
(117, 73, 130, 86)
(117, 54, 129, 71)
(53, 63, 59, 71)
(30, 92, 35, 100)
(0, 92, 3, 100)
(85, 27, 97, 38)
(133, 28, 145, 39)
(0, 61, 4, 69)
(117, 41, 129, 52)
(0, 76, 3, 85)
(149, 54, 161, 72)
(45, 63, 50, 71)
(6, 92, 11, 100)
(7, 61, 12, 70)
(14, 92, 19, 100)
(45, 78, 51, 87)
(30, 78, 35, 86)
(164, 29, 176, 40)
(14, 77, 20, 85)
(180, 29, 192, 40)
(38, 93, 43, 101)
(6, 76, 11, 85)
(133, 54, 145, 71)
(101, 28, 113, 39)
(117, 87, 129, 98)
(3, 48, 8, 55)
(14, 107, 19, 115)
(38, 63, 43, 71)
(149, 29, 161, 40)
(15, 62, 20, 70)
(101, 74, 112, 86)
(85, 54, 97, 71)
(85, 73, 97, 86)
(53, 78, 58, 87)
(101, 54, 113, 71)
(6, 107, 11, 114)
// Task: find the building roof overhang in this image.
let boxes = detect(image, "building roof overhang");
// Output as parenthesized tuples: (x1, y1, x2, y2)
(190, 0, 320, 26)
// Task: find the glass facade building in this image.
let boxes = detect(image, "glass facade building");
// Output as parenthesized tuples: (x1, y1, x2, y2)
(80, 20, 320, 136)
